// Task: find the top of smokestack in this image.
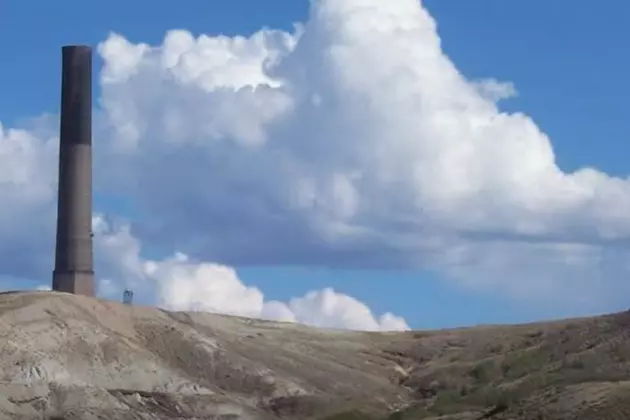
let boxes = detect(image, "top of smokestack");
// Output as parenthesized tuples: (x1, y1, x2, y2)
(62, 45, 92, 49)
(59, 45, 92, 147)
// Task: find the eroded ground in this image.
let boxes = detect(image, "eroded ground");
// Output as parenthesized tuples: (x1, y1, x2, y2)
(1, 291, 629, 419)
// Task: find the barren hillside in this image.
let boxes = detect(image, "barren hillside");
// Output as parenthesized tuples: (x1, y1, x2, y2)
(1, 291, 629, 419)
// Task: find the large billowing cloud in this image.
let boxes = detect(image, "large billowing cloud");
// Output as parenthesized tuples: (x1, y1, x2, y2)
(1, 0, 629, 319)
(93, 0, 630, 306)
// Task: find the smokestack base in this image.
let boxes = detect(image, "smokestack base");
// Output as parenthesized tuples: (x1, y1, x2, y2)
(52, 270, 95, 296)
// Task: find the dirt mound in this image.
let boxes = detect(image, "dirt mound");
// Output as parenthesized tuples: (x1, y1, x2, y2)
(1, 291, 629, 419)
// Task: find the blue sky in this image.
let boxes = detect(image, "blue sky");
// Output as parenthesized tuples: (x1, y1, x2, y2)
(2, 0, 630, 330)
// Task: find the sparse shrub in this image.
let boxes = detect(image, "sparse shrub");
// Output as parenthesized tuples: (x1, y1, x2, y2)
(500, 348, 549, 379)
(432, 389, 466, 415)
(488, 343, 504, 353)
(526, 330, 544, 339)
(322, 410, 375, 420)
(470, 360, 496, 382)
(470, 364, 486, 381)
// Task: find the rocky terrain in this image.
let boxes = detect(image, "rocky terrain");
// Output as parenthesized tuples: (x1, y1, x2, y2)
(1, 291, 630, 419)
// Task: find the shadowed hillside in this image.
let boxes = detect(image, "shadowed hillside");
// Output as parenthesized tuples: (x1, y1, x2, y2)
(1, 291, 629, 419)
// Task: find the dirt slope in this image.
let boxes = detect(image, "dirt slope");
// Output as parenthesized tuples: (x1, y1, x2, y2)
(1, 291, 629, 419)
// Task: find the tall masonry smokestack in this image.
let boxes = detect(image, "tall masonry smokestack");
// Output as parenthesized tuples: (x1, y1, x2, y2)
(52, 45, 95, 296)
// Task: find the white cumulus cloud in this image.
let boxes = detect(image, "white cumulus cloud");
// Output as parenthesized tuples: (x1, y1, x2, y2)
(91, 0, 630, 308)
(93, 215, 408, 331)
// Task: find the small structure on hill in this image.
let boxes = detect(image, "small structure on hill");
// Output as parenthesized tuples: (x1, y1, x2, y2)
(123, 289, 134, 305)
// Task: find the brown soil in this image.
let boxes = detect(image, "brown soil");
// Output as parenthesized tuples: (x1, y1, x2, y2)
(1, 291, 629, 419)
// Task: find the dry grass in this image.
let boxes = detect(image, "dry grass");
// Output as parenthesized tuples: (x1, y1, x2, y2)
(0, 292, 629, 419)
(382, 311, 630, 419)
